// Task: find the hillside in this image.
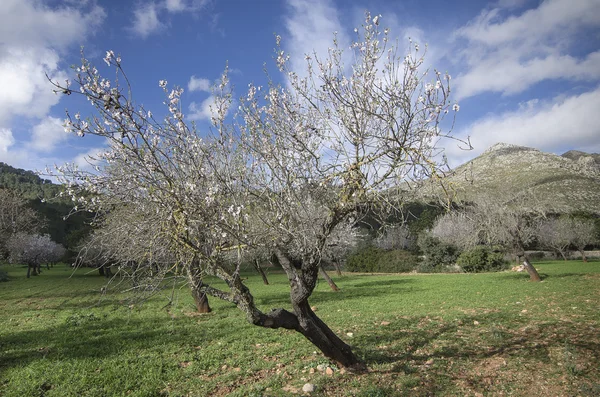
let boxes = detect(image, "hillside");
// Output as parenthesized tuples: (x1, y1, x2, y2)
(0, 162, 92, 251)
(425, 143, 600, 214)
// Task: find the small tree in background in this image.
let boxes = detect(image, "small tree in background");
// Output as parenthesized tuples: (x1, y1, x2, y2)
(7, 233, 65, 278)
(569, 217, 598, 262)
(431, 211, 480, 250)
(537, 217, 573, 260)
(0, 189, 44, 260)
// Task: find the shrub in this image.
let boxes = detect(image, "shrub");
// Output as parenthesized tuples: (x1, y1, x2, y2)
(457, 246, 507, 273)
(346, 246, 419, 273)
(417, 234, 459, 273)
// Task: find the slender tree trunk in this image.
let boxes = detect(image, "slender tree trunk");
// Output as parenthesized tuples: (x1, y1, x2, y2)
(319, 265, 340, 291)
(27, 264, 32, 278)
(579, 249, 588, 262)
(98, 266, 105, 276)
(332, 258, 343, 277)
(253, 259, 269, 285)
(520, 255, 542, 282)
(560, 251, 567, 261)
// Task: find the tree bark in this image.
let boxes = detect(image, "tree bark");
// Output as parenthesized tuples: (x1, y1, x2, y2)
(319, 265, 340, 291)
(579, 249, 588, 262)
(272, 249, 364, 370)
(191, 282, 211, 313)
(253, 259, 269, 285)
(332, 258, 343, 277)
(187, 262, 211, 313)
(293, 300, 364, 370)
(521, 255, 542, 282)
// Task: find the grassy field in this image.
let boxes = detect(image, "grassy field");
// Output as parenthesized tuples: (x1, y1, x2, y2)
(0, 261, 599, 396)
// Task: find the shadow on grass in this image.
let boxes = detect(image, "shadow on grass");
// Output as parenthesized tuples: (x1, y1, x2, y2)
(354, 311, 600, 373)
(0, 313, 226, 373)
(255, 278, 420, 307)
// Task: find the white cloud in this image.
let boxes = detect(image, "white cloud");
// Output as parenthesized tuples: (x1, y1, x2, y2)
(74, 146, 105, 170)
(284, 0, 348, 76)
(165, 0, 210, 13)
(130, 3, 164, 38)
(0, 1, 105, 171)
(29, 116, 68, 153)
(0, 0, 105, 50)
(165, 0, 186, 13)
(188, 76, 211, 92)
(446, 87, 600, 165)
(453, 0, 600, 100)
(0, 2, 104, 127)
(0, 128, 15, 156)
(188, 96, 217, 121)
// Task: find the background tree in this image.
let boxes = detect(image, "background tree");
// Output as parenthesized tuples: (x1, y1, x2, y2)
(6, 233, 65, 278)
(431, 211, 479, 250)
(537, 217, 573, 260)
(0, 189, 43, 261)
(50, 13, 460, 370)
(569, 217, 598, 262)
(471, 196, 542, 281)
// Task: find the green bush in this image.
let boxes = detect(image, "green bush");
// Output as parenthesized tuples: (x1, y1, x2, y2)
(417, 234, 459, 273)
(346, 246, 419, 273)
(457, 246, 507, 273)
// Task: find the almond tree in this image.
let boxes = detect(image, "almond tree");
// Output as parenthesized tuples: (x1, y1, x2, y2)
(431, 211, 480, 250)
(471, 197, 542, 281)
(7, 233, 65, 277)
(537, 217, 572, 260)
(49, 13, 459, 369)
(0, 189, 43, 260)
(570, 217, 598, 262)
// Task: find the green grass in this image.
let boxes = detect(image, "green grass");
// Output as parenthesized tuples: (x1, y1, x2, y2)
(1, 261, 599, 396)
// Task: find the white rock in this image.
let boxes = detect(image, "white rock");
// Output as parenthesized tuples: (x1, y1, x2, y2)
(302, 383, 316, 393)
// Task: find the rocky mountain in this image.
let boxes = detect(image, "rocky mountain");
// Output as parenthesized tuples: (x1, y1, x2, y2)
(423, 143, 600, 214)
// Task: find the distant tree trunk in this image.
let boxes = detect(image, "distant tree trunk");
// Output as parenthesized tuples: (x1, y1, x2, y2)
(579, 249, 588, 262)
(191, 282, 211, 313)
(98, 266, 105, 276)
(331, 257, 343, 277)
(187, 263, 211, 313)
(519, 255, 541, 282)
(319, 265, 340, 291)
(559, 251, 568, 261)
(253, 259, 269, 285)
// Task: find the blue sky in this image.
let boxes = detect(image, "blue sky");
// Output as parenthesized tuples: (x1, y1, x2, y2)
(1, 0, 599, 174)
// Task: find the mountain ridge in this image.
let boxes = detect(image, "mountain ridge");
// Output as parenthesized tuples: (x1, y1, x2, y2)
(428, 143, 600, 214)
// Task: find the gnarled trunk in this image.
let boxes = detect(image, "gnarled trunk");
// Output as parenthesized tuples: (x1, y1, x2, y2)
(273, 249, 363, 370)
(579, 249, 588, 262)
(292, 300, 363, 369)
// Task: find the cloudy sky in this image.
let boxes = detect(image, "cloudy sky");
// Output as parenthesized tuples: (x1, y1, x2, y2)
(1, 0, 599, 173)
